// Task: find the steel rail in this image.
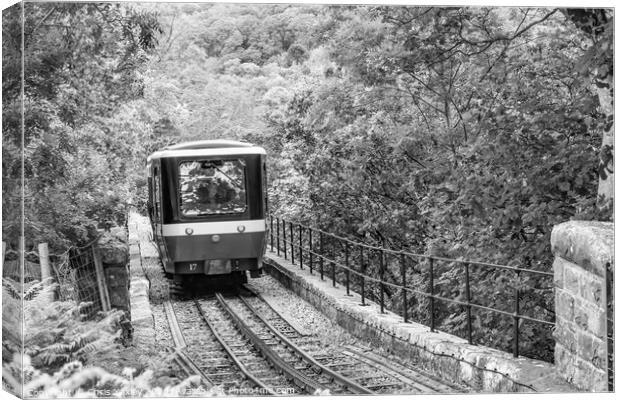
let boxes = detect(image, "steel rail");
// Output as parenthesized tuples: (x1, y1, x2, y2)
(163, 300, 187, 348)
(162, 301, 213, 388)
(173, 347, 215, 388)
(237, 295, 374, 394)
(341, 346, 459, 393)
(192, 299, 277, 395)
(214, 293, 330, 394)
(242, 284, 309, 336)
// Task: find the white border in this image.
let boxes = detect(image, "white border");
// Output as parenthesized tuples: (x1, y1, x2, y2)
(161, 219, 266, 236)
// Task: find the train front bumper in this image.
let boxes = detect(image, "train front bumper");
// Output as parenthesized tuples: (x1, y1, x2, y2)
(173, 258, 259, 275)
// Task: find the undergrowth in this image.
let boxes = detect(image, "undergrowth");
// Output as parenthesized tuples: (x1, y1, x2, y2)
(1, 278, 215, 397)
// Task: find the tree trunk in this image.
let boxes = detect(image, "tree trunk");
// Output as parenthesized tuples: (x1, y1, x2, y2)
(596, 77, 613, 214)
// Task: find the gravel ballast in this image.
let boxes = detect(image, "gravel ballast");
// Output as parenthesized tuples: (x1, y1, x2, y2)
(247, 275, 361, 349)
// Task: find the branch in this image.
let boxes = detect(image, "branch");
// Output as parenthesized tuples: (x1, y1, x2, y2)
(30, 6, 57, 36)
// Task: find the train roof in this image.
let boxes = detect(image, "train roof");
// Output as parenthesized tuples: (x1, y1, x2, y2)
(164, 140, 254, 150)
(147, 140, 266, 162)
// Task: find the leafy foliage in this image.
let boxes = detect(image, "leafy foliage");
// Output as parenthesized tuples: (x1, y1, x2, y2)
(2, 3, 612, 367)
(2, 3, 162, 253)
(258, 6, 611, 361)
(2, 277, 209, 397)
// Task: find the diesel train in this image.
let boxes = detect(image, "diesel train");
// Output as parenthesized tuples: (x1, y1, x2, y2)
(146, 140, 268, 291)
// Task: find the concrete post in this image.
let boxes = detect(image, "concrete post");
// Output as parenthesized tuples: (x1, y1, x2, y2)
(38, 243, 54, 302)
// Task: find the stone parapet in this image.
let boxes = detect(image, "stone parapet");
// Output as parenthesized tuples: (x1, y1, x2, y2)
(127, 213, 156, 350)
(551, 220, 613, 392)
(98, 229, 130, 314)
(263, 252, 575, 393)
(551, 221, 613, 278)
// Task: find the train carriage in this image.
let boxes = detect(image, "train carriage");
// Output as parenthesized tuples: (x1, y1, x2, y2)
(147, 140, 267, 290)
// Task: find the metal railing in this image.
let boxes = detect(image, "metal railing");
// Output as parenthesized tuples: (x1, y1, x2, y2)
(606, 261, 614, 391)
(269, 215, 555, 360)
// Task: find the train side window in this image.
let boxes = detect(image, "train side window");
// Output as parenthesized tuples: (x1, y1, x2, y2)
(263, 161, 268, 213)
(153, 166, 161, 221)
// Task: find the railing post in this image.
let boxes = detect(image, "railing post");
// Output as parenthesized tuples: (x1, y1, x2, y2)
(332, 260, 336, 287)
(400, 253, 408, 323)
(513, 270, 520, 358)
(345, 242, 350, 296)
(464, 262, 473, 344)
(276, 217, 280, 256)
(299, 224, 303, 269)
(283, 218, 287, 259)
(270, 215, 274, 252)
(290, 222, 294, 265)
(309, 228, 313, 274)
(379, 249, 385, 314)
(360, 245, 366, 306)
(429, 257, 435, 332)
(319, 231, 324, 280)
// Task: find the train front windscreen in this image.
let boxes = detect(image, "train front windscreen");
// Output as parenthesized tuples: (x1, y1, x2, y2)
(178, 159, 248, 217)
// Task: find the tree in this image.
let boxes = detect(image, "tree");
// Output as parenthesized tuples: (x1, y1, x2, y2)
(2, 3, 162, 252)
(562, 8, 613, 214)
(263, 6, 609, 360)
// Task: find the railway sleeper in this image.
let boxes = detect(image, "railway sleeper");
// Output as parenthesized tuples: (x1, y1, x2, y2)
(204, 371, 241, 379)
(364, 382, 408, 391)
(356, 375, 401, 386)
(202, 363, 241, 370)
(321, 361, 357, 369)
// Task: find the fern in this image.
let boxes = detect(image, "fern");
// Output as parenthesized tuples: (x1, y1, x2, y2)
(23, 278, 55, 301)
(2, 271, 210, 397)
(2, 279, 21, 300)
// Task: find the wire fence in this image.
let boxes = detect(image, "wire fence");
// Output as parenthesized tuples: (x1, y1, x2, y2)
(269, 215, 556, 362)
(2, 237, 110, 319)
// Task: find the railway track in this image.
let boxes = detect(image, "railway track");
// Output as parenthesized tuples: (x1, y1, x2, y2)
(214, 293, 371, 395)
(164, 298, 284, 394)
(240, 286, 465, 394)
(163, 288, 465, 395)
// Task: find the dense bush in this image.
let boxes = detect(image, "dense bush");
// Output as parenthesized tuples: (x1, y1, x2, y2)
(258, 7, 612, 361)
(2, 3, 162, 254)
(1, 278, 208, 397)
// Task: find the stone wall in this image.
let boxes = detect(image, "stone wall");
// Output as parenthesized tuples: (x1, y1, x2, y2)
(551, 220, 613, 391)
(263, 253, 575, 393)
(127, 212, 156, 352)
(98, 228, 130, 313)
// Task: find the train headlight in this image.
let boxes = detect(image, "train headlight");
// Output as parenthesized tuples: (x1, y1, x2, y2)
(185, 228, 194, 235)
(211, 234, 221, 243)
(237, 225, 246, 233)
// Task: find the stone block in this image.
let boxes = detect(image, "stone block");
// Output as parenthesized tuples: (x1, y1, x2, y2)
(573, 357, 607, 392)
(572, 301, 606, 338)
(563, 262, 581, 294)
(552, 257, 565, 288)
(105, 265, 130, 312)
(553, 318, 577, 352)
(555, 290, 575, 321)
(98, 232, 129, 266)
(588, 307, 606, 340)
(555, 343, 577, 383)
(576, 331, 593, 363)
(589, 336, 606, 370)
(550, 221, 613, 279)
(579, 275, 604, 308)
(573, 304, 589, 331)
